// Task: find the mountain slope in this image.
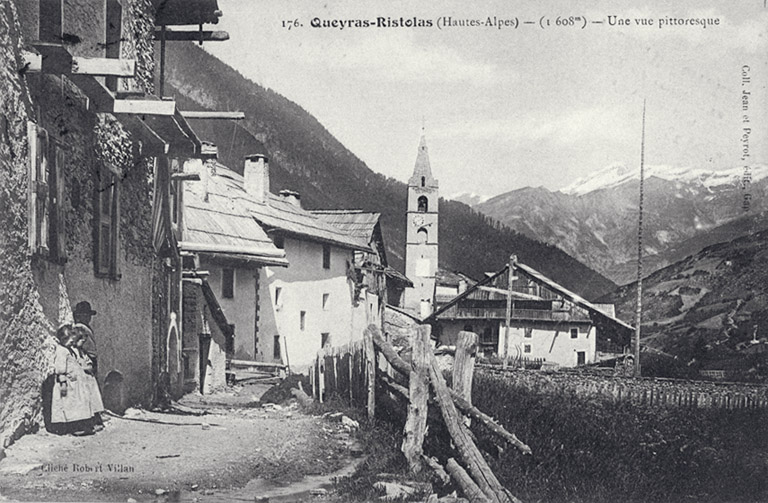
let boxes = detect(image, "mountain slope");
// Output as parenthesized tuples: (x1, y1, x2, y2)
(599, 229, 768, 374)
(162, 42, 615, 299)
(474, 164, 768, 285)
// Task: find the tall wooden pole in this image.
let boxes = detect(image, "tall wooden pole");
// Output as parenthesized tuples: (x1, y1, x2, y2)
(634, 100, 647, 377)
(502, 254, 516, 369)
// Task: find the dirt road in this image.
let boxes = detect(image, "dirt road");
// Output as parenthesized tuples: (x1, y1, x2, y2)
(0, 383, 360, 502)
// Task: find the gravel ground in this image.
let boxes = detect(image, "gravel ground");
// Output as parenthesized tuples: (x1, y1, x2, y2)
(0, 382, 360, 502)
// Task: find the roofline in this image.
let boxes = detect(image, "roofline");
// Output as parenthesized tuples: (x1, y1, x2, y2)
(264, 227, 372, 253)
(178, 241, 288, 265)
(427, 262, 634, 331)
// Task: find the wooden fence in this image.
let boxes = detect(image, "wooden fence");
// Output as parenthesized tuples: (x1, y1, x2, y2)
(308, 326, 529, 503)
(478, 365, 768, 410)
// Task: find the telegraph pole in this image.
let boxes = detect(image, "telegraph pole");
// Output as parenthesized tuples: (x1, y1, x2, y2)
(634, 100, 647, 377)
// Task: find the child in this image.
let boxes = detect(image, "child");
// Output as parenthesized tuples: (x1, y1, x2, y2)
(50, 324, 94, 435)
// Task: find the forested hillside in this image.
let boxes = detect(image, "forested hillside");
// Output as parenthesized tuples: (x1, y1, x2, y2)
(163, 42, 615, 299)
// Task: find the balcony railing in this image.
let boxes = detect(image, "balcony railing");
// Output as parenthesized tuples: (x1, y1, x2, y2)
(439, 305, 591, 322)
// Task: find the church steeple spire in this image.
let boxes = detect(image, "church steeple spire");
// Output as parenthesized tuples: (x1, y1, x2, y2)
(409, 134, 436, 186)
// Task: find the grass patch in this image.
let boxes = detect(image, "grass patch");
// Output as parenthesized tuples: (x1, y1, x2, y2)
(473, 373, 768, 503)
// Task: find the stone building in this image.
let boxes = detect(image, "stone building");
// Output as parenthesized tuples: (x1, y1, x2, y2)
(403, 134, 439, 317)
(0, 0, 225, 448)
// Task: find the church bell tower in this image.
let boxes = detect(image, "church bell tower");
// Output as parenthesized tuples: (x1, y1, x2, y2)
(404, 134, 439, 315)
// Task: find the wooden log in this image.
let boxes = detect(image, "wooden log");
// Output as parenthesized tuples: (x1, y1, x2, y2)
(428, 351, 515, 503)
(380, 372, 409, 400)
(180, 111, 245, 120)
(364, 325, 376, 419)
(368, 326, 532, 456)
(402, 325, 431, 473)
(453, 331, 478, 407)
(445, 458, 491, 503)
(451, 393, 532, 456)
(422, 455, 451, 485)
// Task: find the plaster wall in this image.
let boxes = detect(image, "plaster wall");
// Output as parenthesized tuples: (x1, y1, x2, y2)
(257, 237, 356, 369)
(202, 261, 259, 360)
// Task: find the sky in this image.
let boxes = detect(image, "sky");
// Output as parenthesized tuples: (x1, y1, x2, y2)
(206, 0, 768, 198)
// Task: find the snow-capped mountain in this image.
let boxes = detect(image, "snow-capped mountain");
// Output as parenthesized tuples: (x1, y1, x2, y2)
(470, 164, 768, 285)
(450, 192, 492, 206)
(561, 164, 768, 196)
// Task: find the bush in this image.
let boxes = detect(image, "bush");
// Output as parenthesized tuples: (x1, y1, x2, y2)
(472, 373, 768, 503)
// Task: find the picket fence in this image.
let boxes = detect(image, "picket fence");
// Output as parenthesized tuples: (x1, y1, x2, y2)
(478, 365, 768, 410)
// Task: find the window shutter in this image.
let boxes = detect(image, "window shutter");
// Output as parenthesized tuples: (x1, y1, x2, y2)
(53, 145, 67, 262)
(27, 122, 38, 253)
(36, 127, 50, 255)
(110, 176, 121, 279)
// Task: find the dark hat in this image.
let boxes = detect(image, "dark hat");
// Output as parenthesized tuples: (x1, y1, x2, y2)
(74, 301, 97, 316)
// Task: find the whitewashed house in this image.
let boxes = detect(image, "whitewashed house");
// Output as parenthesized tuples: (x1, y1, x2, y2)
(179, 148, 376, 374)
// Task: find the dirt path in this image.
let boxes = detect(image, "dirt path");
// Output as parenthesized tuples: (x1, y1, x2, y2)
(0, 383, 360, 502)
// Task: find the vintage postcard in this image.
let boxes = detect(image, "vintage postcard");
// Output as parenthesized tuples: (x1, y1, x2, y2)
(0, 0, 766, 502)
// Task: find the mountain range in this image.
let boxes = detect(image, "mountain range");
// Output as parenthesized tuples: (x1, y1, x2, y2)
(461, 163, 768, 285)
(161, 41, 615, 300)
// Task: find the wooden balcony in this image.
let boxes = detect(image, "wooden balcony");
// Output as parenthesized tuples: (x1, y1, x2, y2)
(437, 305, 592, 323)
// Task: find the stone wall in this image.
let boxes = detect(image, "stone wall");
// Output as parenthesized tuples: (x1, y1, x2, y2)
(0, 0, 55, 449)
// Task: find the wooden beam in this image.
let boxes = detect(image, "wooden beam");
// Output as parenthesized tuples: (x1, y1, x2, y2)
(67, 74, 115, 113)
(363, 326, 376, 419)
(21, 50, 42, 73)
(154, 29, 230, 42)
(402, 325, 430, 473)
(119, 115, 169, 156)
(171, 173, 201, 181)
(112, 99, 177, 116)
(180, 111, 245, 120)
(71, 57, 136, 77)
(453, 331, 477, 407)
(428, 352, 515, 503)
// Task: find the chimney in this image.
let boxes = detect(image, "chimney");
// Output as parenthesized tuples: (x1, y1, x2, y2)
(458, 279, 467, 294)
(200, 142, 218, 160)
(279, 189, 301, 208)
(244, 154, 269, 203)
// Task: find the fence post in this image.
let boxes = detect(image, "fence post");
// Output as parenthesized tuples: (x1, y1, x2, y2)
(363, 325, 376, 419)
(453, 331, 478, 407)
(402, 324, 430, 473)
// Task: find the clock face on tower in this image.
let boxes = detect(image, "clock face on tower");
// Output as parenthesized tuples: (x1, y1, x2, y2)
(412, 214, 425, 227)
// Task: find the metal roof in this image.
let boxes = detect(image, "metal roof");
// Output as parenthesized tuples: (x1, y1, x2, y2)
(182, 166, 288, 266)
(190, 163, 372, 252)
(310, 210, 381, 243)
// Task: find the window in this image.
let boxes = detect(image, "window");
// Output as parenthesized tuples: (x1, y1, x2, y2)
(273, 335, 281, 360)
(570, 328, 579, 339)
(95, 163, 120, 278)
(273, 234, 284, 249)
(222, 268, 234, 298)
(322, 293, 329, 310)
(300, 311, 306, 331)
(274, 287, 282, 307)
(417, 195, 428, 212)
(322, 244, 331, 269)
(524, 327, 533, 338)
(27, 123, 66, 262)
(421, 176, 425, 187)
(321, 332, 330, 348)
(524, 344, 531, 354)
(417, 227, 428, 244)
